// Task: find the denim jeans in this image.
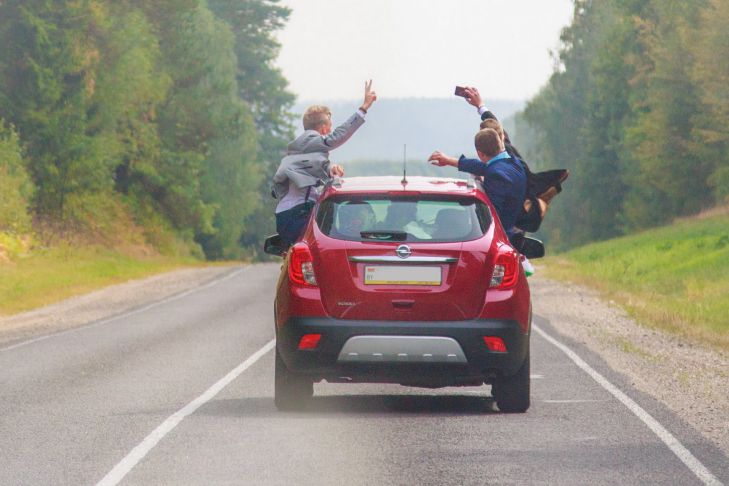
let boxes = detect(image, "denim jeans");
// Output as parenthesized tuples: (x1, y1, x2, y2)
(275, 202, 313, 247)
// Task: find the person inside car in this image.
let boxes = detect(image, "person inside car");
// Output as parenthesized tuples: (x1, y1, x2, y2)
(378, 201, 430, 239)
(337, 201, 376, 238)
(432, 207, 472, 240)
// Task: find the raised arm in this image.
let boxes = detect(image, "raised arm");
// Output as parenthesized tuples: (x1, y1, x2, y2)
(463, 86, 497, 121)
(429, 151, 489, 177)
(321, 112, 365, 149)
(456, 156, 489, 177)
(463, 86, 523, 159)
(322, 80, 377, 149)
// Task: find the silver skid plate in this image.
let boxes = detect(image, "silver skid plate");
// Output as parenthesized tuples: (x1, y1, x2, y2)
(337, 336, 467, 364)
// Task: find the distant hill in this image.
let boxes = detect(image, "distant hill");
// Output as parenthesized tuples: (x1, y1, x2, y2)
(292, 98, 524, 164)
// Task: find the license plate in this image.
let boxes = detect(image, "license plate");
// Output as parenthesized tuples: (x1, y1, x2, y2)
(364, 265, 441, 285)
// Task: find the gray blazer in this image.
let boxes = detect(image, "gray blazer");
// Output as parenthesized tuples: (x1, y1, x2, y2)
(271, 152, 330, 200)
(272, 111, 365, 199)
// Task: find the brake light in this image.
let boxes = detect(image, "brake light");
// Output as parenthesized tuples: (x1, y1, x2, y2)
(288, 243, 318, 286)
(483, 336, 507, 352)
(489, 248, 519, 289)
(298, 333, 322, 350)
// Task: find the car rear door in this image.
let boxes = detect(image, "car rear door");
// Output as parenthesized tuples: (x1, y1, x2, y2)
(310, 195, 495, 321)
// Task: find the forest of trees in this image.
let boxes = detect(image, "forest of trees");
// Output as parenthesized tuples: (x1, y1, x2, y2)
(2, 0, 728, 260)
(0, 0, 294, 259)
(515, 0, 729, 250)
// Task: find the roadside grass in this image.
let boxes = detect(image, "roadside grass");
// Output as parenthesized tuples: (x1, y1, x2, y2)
(0, 243, 206, 316)
(540, 213, 729, 351)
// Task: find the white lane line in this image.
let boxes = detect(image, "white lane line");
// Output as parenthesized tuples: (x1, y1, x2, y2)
(533, 323, 722, 486)
(0, 267, 245, 353)
(96, 338, 275, 486)
(543, 399, 609, 403)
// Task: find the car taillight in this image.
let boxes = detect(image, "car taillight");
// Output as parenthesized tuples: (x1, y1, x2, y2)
(288, 243, 317, 286)
(298, 333, 321, 350)
(483, 336, 507, 352)
(489, 248, 519, 289)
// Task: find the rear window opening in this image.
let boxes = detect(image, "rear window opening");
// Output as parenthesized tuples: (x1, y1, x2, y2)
(316, 196, 492, 242)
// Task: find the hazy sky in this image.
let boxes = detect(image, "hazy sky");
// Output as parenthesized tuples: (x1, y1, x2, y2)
(275, 0, 574, 103)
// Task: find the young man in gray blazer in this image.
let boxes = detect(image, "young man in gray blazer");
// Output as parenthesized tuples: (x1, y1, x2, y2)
(273, 80, 377, 247)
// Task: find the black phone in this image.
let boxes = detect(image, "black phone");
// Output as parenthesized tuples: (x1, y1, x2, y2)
(454, 86, 468, 97)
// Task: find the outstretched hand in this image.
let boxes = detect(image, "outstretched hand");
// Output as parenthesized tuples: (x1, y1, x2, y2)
(360, 79, 377, 112)
(463, 86, 483, 109)
(429, 151, 458, 167)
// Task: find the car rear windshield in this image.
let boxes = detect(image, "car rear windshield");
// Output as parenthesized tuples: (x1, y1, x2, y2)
(316, 196, 492, 242)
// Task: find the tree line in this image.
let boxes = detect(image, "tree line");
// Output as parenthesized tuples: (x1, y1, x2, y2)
(515, 0, 729, 250)
(0, 0, 293, 259)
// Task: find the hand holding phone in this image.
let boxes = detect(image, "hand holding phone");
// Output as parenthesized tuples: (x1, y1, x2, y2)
(456, 86, 483, 108)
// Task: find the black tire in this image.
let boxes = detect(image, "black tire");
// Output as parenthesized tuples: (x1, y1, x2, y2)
(274, 346, 314, 411)
(492, 349, 530, 413)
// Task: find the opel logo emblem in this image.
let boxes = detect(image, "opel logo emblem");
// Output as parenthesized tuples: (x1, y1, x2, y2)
(396, 244, 411, 259)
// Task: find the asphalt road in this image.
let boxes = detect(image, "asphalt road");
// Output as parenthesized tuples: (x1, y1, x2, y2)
(0, 263, 726, 485)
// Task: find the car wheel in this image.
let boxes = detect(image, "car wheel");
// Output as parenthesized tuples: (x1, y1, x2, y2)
(492, 349, 530, 413)
(274, 345, 314, 411)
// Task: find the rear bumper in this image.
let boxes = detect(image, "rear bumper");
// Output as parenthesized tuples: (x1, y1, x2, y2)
(277, 317, 529, 386)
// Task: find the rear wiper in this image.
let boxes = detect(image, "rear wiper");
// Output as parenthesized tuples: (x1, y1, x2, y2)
(360, 230, 407, 241)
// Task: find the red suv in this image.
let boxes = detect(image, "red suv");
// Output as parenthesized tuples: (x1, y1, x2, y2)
(265, 176, 543, 413)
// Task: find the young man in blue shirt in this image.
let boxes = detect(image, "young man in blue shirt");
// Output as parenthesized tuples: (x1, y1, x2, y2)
(429, 128, 527, 238)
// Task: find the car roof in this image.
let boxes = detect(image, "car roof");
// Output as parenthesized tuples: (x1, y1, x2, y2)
(324, 176, 481, 197)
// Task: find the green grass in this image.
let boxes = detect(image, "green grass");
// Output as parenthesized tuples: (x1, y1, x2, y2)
(541, 212, 729, 350)
(0, 244, 205, 316)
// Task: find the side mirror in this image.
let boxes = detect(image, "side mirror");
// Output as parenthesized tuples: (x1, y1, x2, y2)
(520, 237, 545, 259)
(263, 234, 286, 257)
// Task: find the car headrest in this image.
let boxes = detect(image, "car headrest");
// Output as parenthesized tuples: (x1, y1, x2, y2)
(433, 208, 471, 239)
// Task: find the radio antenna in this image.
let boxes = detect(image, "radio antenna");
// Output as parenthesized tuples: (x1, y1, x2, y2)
(401, 144, 408, 185)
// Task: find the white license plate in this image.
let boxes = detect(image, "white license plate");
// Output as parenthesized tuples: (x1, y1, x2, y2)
(364, 265, 441, 285)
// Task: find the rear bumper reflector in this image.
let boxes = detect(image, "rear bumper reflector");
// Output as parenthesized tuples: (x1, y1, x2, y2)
(483, 336, 507, 353)
(298, 333, 322, 350)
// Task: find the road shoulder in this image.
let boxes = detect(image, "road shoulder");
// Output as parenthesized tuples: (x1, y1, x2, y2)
(0, 265, 241, 349)
(530, 274, 729, 458)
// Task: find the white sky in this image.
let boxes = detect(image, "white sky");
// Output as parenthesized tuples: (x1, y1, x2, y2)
(275, 0, 574, 102)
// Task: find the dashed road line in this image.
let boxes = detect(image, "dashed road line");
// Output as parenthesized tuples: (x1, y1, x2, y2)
(542, 399, 609, 403)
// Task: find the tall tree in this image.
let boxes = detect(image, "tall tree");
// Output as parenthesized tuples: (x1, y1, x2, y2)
(522, 0, 723, 250)
(153, 3, 262, 258)
(524, 0, 625, 248)
(207, 0, 295, 256)
(623, 0, 709, 227)
(692, 0, 729, 203)
(0, 0, 111, 225)
(0, 120, 33, 232)
(0, 0, 294, 258)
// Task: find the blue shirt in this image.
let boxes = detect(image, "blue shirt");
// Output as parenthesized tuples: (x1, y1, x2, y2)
(457, 153, 527, 235)
(485, 150, 511, 166)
